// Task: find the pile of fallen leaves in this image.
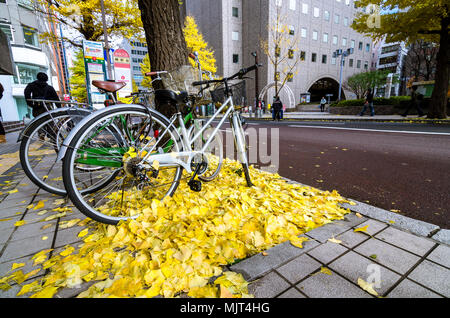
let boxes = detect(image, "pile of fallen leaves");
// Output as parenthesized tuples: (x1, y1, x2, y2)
(0, 159, 350, 298)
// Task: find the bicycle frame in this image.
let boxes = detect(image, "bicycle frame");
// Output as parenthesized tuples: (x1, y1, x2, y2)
(139, 95, 237, 174)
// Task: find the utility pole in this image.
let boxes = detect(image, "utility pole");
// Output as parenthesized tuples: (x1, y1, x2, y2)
(333, 48, 353, 101)
(251, 51, 259, 116)
(100, 0, 112, 80)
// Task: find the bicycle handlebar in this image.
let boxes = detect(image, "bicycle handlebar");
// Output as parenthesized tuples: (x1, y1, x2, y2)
(192, 63, 262, 87)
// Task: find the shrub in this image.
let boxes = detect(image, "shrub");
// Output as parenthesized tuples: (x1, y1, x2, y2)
(332, 96, 411, 107)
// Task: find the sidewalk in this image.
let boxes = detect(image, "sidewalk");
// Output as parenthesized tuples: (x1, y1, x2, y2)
(0, 134, 448, 298)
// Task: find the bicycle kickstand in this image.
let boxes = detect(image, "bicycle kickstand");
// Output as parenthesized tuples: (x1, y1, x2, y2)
(187, 162, 207, 192)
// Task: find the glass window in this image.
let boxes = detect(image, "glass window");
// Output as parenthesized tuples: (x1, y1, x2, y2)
(287, 72, 294, 82)
(288, 49, 294, 59)
(17, 0, 33, 9)
(364, 61, 369, 70)
(334, 14, 340, 24)
(312, 30, 318, 40)
(349, 59, 354, 67)
(0, 0, 6, 3)
(313, 7, 320, 17)
(323, 33, 328, 43)
(302, 3, 308, 14)
(289, 25, 295, 35)
(232, 7, 239, 17)
(366, 43, 371, 52)
(342, 37, 347, 46)
(276, 0, 282, 6)
(357, 60, 361, 68)
(311, 53, 317, 62)
(322, 54, 327, 64)
(344, 17, 349, 26)
(232, 31, 239, 41)
(351, 40, 355, 48)
(346, 0, 351, 5)
(289, 0, 296, 10)
(333, 35, 338, 45)
(301, 28, 307, 38)
(300, 51, 306, 61)
(324, 10, 330, 21)
(359, 41, 363, 50)
(0, 23, 14, 43)
(15, 63, 46, 85)
(331, 57, 336, 65)
(232, 54, 239, 63)
(23, 26, 39, 47)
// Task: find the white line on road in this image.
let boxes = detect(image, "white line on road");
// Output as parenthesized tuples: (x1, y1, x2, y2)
(288, 125, 450, 136)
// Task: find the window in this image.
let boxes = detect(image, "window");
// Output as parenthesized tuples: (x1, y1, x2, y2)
(333, 35, 338, 45)
(366, 43, 371, 52)
(351, 40, 355, 48)
(357, 60, 361, 68)
(313, 7, 320, 18)
(300, 51, 306, 61)
(334, 14, 340, 24)
(14, 63, 46, 85)
(323, 33, 328, 43)
(359, 41, 363, 50)
(312, 53, 317, 62)
(17, 0, 33, 9)
(276, 0, 282, 6)
(342, 37, 347, 46)
(0, 24, 14, 43)
(312, 30, 318, 40)
(275, 45, 281, 57)
(232, 31, 239, 41)
(349, 59, 354, 67)
(0, 0, 6, 3)
(346, 0, 350, 5)
(301, 28, 307, 38)
(22, 26, 39, 47)
(302, 3, 308, 14)
(324, 10, 330, 21)
(331, 57, 337, 65)
(232, 7, 239, 17)
(289, 0, 296, 10)
(364, 61, 369, 70)
(232, 54, 239, 64)
(289, 25, 295, 35)
(322, 54, 327, 64)
(344, 17, 349, 26)
(287, 72, 294, 82)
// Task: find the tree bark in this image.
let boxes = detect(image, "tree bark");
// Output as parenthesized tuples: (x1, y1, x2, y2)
(427, 17, 449, 119)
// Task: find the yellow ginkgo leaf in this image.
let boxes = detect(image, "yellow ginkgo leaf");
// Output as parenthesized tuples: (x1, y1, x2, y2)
(357, 278, 378, 296)
(354, 225, 369, 234)
(220, 285, 234, 298)
(34, 201, 45, 210)
(14, 220, 26, 227)
(320, 267, 332, 275)
(78, 228, 89, 237)
(328, 237, 342, 244)
(8, 189, 18, 194)
(11, 263, 26, 271)
(289, 236, 309, 249)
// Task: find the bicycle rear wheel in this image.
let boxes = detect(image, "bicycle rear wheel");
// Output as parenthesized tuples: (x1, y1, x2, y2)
(19, 108, 91, 195)
(62, 105, 183, 225)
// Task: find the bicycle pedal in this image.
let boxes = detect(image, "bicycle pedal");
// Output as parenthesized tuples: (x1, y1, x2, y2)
(188, 180, 202, 192)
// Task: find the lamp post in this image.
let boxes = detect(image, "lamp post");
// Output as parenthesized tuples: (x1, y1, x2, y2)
(333, 48, 354, 101)
(251, 51, 259, 117)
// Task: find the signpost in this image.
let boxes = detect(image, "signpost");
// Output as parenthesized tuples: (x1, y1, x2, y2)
(82, 40, 107, 109)
(113, 49, 132, 98)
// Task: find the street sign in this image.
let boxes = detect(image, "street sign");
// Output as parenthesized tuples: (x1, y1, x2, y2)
(82, 40, 107, 109)
(113, 49, 132, 98)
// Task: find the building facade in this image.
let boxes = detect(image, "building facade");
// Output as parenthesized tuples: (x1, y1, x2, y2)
(120, 39, 148, 91)
(0, 0, 66, 121)
(184, 0, 375, 106)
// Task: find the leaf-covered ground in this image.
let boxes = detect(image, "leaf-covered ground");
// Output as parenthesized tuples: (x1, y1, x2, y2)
(0, 159, 351, 298)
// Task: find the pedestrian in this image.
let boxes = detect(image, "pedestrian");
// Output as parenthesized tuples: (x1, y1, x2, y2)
(272, 96, 283, 121)
(320, 96, 327, 112)
(261, 100, 266, 114)
(359, 88, 375, 117)
(402, 85, 425, 117)
(24, 72, 60, 118)
(0, 83, 6, 144)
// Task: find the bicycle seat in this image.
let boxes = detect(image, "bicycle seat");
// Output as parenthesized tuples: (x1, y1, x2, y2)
(92, 80, 126, 93)
(155, 89, 188, 104)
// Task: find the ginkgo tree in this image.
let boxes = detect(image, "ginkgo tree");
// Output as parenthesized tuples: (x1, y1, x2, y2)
(352, 0, 449, 119)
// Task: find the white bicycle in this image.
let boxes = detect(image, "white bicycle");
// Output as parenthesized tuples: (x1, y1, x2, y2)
(58, 63, 261, 224)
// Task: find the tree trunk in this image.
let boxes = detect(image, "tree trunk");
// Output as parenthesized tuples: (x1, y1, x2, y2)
(137, 0, 188, 85)
(137, 0, 189, 119)
(428, 17, 449, 119)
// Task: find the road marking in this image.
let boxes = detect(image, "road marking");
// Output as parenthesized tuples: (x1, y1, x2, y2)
(288, 125, 450, 136)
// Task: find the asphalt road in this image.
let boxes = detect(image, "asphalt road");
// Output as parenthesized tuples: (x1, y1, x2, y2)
(221, 120, 450, 229)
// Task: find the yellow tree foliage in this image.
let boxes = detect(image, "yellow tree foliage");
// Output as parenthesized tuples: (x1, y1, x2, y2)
(36, 0, 144, 47)
(183, 16, 217, 75)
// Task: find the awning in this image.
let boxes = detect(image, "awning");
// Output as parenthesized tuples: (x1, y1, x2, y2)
(0, 30, 14, 76)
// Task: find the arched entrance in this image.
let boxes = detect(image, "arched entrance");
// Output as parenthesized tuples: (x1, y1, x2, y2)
(259, 82, 296, 109)
(308, 77, 345, 102)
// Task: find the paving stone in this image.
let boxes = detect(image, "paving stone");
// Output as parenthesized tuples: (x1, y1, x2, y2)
(248, 271, 290, 298)
(0, 226, 14, 244)
(339, 212, 368, 228)
(387, 279, 442, 298)
(276, 254, 321, 284)
(0, 204, 28, 218)
(354, 238, 421, 275)
(431, 229, 450, 245)
(0, 215, 22, 231)
(354, 219, 388, 236)
(9, 219, 57, 242)
(296, 269, 372, 298)
(305, 222, 351, 243)
(0, 234, 53, 262)
(335, 229, 369, 249)
(230, 236, 319, 281)
(307, 241, 348, 264)
(277, 288, 306, 298)
(53, 226, 85, 248)
(0, 197, 32, 210)
(427, 245, 450, 268)
(408, 260, 450, 297)
(0, 254, 45, 282)
(375, 226, 436, 256)
(329, 251, 401, 295)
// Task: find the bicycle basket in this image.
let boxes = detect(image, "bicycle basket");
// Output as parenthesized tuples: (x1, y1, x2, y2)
(210, 80, 246, 106)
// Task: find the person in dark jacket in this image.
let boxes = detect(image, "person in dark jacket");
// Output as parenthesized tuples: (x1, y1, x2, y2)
(272, 96, 283, 121)
(359, 88, 375, 117)
(402, 85, 425, 117)
(24, 72, 60, 118)
(0, 83, 5, 143)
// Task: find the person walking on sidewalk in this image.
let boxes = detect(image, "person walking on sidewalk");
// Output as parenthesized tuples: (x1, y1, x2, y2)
(402, 85, 425, 117)
(24, 72, 60, 118)
(320, 96, 327, 112)
(272, 96, 283, 121)
(359, 88, 375, 117)
(0, 83, 6, 144)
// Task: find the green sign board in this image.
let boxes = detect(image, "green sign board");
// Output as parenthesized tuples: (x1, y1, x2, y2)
(82, 40, 107, 109)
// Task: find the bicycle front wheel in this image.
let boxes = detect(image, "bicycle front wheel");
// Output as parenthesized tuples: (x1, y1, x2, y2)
(231, 112, 253, 187)
(62, 105, 183, 225)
